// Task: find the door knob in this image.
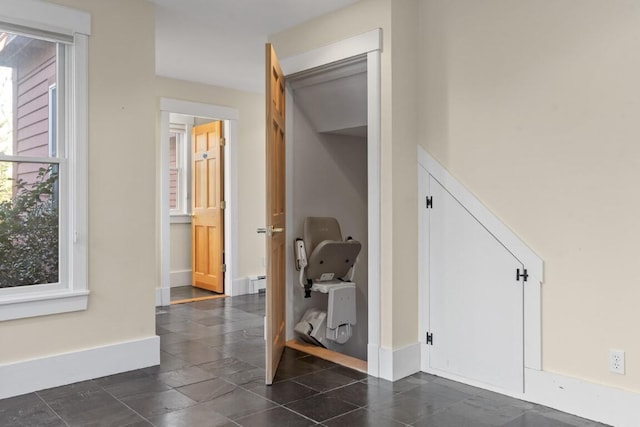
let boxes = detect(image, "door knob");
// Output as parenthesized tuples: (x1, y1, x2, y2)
(256, 226, 284, 236)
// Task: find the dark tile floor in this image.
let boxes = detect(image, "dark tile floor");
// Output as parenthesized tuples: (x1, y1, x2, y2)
(0, 294, 608, 427)
(170, 285, 220, 302)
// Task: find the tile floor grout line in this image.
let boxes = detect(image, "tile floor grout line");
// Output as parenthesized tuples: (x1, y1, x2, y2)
(34, 391, 72, 427)
(99, 380, 161, 427)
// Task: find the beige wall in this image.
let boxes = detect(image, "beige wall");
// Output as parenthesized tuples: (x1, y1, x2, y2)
(270, 0, 420, 350)
(0, 0, 157, 363)
(170, 224, 190, 272)
(419, 0, 640, 391)
(155, 77, 266, 280)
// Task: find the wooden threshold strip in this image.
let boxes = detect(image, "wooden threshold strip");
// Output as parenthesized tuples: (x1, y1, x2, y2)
(170, 294, 227, 305)
(286, 339, 368, 373)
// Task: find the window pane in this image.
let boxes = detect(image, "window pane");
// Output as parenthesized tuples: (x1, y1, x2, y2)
(169, 133, 178, 210)
(0, 31, 57, 158)
(0, 162, 59, 287)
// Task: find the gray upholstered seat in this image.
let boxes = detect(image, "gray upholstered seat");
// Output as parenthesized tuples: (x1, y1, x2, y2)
(302, 217, 361, 282)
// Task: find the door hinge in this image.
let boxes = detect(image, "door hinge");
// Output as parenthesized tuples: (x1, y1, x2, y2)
(222, 264, 227, 273)
(220, 201, 226, 209)
(426, 196, 433, 209)
(516, 268, 528, 282)
(426, 332, 433, 345)
(220, 137, 226, 147)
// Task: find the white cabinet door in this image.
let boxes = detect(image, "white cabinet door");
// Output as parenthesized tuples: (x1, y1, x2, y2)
(429, 176, 524, 393)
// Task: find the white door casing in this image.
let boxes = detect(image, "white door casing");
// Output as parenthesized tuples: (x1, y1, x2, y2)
(280, 28, 382, 377)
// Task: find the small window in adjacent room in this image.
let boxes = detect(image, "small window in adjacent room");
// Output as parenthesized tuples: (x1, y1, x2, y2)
(168, 122, 190, 220)
(0, 1, 90, 321)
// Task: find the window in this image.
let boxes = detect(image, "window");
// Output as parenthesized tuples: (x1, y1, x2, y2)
(0, 1, 90, 321)
(168, 116, 191, 222)
(169, 122, 188, 216)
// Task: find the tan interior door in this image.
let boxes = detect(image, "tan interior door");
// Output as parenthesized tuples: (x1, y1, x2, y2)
(191, 121, 224, 293)
(264, 43, 286, 384)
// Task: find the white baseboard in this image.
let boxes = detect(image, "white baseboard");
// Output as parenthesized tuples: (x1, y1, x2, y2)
(170, 270, 191, 288)
(379, 342, 421, 381)
(421, 364, 640, 427)
(155, 286, 170, 307)
(525, 368, 640, 427)
(229, 277, 250, 297)
(367, 343, 380, 377)
(0, 336, 160, 399)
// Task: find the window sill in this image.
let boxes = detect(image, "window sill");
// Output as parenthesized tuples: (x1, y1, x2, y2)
(0, 289, 90, 321)
(170, 214, 191, 224)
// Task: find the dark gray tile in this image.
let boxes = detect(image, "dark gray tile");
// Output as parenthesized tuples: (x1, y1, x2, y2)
(236, 406, 315, 427)
(177, 378, 236, 402)
(368, 394, 440, 424)
(158, 351, 192, 373)
(402, 381, 474, 406)
(286, 394, 358, 423)
(121, 420, 154, 427)
(293, 369, 358, 392)
(0, 393, 64, 427)
(328, 365, 368, 381)
(173, 345, 225, 365)
(38, 380, 100, 401)
(103, 376, 171, 399)
(413, 408, 495, 427)
(94, 370, 151, 388)
(324, 408, 405, 427)
(273, 357, 333, 382)
(159, 332, 191, 347)
(199, 357, 258, 378)
(280, 347, 310, 361)
(120, 389, 196, 419)
(196, 331, 248, 348)
(156, 325, 172, 335)
(192, 315, 227, 327)
(413, 394, 528, 427)
(532, 406, 604, 427)
(42, 383, 144, 427)
(503, 411, 589, 427)
(198, 387, 276, 420)
(244, 379, 319, 404)
(218, 340, 265, 359)
(149, 400, 236, 427)
(158, 365, 215, 388)
(223, 366, 265, 386)
(362, 375, 427, 394)
(325, 381, 396, 407)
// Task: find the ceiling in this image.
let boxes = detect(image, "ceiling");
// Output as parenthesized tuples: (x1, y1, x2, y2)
(152, 0, 358, 93)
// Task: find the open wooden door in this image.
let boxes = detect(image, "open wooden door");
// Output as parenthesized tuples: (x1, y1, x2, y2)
(191, 121, 224, 293)
(263, 43, 286, 385)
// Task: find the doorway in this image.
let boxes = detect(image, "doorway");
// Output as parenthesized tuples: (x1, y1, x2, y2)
(264, 29, 382, 380)
(158, 98, 240, 307)
(286, 57, 369, 363)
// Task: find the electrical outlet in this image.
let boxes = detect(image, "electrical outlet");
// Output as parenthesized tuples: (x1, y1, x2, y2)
(609, 349, 625, 374)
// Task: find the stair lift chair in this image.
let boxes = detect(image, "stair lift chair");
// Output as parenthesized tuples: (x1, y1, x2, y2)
(294, 217, 362, 347)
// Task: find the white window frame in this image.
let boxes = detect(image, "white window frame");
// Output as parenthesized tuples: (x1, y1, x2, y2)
(168, 122, 190, 222)
(0, 0, 90, 321)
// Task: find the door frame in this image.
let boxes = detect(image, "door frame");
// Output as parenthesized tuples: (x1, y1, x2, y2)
(279, 29, 382, 377)
(157, 98, 239, 306)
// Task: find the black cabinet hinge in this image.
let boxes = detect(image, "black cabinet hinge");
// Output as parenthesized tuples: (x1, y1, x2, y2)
(426, 196, 433, 209)
(426, 332, 433, 345)
(516, 268, 528, 282)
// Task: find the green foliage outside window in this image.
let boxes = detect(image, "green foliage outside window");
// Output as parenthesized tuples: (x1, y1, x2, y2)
(0, 166, 59, 287)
